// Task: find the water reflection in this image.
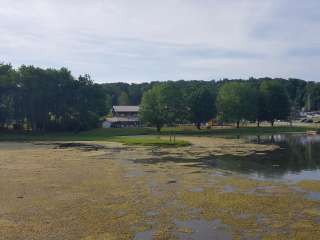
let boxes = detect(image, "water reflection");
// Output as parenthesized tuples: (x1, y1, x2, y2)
(133, 134, 320, 181)
(214, 134, 320, 181)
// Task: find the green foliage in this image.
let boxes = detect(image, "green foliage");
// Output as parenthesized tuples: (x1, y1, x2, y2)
(117, 91, 130, 105)
(1, 60, 319, 134)
(284, 78, 307, 108)
(217, 82, 258, 127)
(186, 86, 216, 129)
(111, 136, 191, 147)
(304, 82, 320, 111)
(259, 80, 290, 125)
(139, 83, 186, 132)
(0, 63, 107, 132)
(158, 83, 186, 124)
(139, 85, 165, 131)
(0, 63, 18, 128)
(99, 78, 319, 119)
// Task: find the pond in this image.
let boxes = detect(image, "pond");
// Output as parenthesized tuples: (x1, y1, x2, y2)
(212, 134, 320, 181)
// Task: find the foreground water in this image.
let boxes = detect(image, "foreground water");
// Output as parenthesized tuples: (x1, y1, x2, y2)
(210, 134, 320, 181)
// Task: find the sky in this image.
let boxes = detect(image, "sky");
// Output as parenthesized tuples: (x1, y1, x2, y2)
(1, 0, 320, 83)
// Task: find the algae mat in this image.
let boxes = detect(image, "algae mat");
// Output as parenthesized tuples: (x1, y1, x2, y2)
(0, 140, 319, 240)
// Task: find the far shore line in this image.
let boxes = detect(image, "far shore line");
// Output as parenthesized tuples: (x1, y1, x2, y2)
(0, 124, 318, 143)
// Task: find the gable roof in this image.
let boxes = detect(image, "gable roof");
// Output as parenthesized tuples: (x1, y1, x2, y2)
(112, 105, 140, 112)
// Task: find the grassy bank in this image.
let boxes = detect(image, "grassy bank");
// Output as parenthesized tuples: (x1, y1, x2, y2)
(0, 128, 154, 142)
(0, 125, 317, 142)
(111, 136, 191, 147)
(162, 125, 319, 136)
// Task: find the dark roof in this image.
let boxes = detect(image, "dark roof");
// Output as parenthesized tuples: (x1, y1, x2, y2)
(113, 105, 139, 112)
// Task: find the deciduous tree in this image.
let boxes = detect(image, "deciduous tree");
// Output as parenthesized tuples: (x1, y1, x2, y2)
(186, 86, 216, 129)
(259, 80, 290, 126)
(217, 82, 258, 128)
(140, 83, 186, 132)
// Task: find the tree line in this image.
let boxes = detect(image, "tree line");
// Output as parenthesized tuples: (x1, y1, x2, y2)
(0, 63, 106, 131)
(102, 78, 320, 114)
(1, 62, 320, 132)
(139, 80, 292, 131)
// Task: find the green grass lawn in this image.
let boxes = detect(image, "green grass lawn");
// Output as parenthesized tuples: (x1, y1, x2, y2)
(0, 128, 155, 142)
(161, 125, 319, 136)
(111, 136, 191, 147)
(0, 125, 317, 143)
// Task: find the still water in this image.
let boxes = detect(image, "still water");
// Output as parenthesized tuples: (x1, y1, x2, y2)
(214, 134, 320, 181)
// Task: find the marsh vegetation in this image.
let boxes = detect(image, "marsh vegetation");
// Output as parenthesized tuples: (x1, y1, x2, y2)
(1, 133, 320, 239)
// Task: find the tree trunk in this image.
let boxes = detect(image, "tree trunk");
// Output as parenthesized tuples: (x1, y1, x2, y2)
(196, 122, 201, 130)
(156, 124, 161, 133)
(257, 121, 260, 128)
(236, 121, 240, 128)
(271, 120, 274, 127)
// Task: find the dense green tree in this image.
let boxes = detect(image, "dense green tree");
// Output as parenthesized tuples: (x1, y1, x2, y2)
(304, 82, 320, 111)
(285, 78, 307, 109)
(117, 91, 131, 105)
(1, 60, 319, 133)
(217, 82, 258, 128)
(256, 90, 267, 127)
(259, 80, 290, 126)
(186, 86, 216, 129)
(140, 83, 186, 132)
(69, 74, 107, 131)
(158, 83, 186, 125)
(0, 63, 107, 132)
(100, 77, 319, 116)
(139, 86, 165, 132)
(0, 63, 18, 128)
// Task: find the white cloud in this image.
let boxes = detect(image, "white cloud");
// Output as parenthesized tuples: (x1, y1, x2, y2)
(0, 0, 319, 82)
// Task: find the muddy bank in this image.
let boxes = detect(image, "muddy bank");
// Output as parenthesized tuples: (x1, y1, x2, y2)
(0, 140, 319, 239)
(105, 136, 280, 162)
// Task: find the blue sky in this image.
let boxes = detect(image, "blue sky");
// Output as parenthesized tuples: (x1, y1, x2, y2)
(1, 0, 319, 83)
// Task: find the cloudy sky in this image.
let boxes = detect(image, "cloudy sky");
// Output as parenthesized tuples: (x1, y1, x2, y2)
(1, 0, 320, 83)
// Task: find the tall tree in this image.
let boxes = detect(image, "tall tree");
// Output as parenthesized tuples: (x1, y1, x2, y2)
(217, 82, 258, 128)
(304, 82, 320, 111)
(139, 86, 165, 132)
(140, 83, 186, 132)
(4, 65, 108, 132)
(186, 86, 216, 129)
(0, 63, 18, 128)
(259, 80, 290, 126)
